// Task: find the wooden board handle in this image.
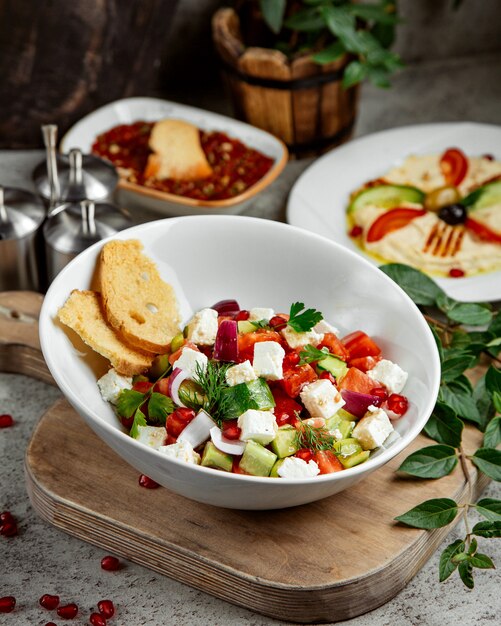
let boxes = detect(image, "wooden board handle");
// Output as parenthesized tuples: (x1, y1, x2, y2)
(0, 291, 54, 385)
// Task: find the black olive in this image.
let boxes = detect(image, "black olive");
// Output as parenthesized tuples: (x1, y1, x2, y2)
(438, 203, 467, 225)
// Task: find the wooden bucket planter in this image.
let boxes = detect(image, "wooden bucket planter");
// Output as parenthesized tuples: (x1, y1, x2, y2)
(212, 8, 359, 157)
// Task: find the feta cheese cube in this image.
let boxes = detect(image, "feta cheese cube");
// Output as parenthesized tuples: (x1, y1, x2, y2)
(253, 341, 285, 381)
(158, 440, 201, 464)
(186, 308, 218, 346)
(237, 409, 278, 445)
(249, 307, 274, 322)
(313, 319, 339, 336)
(281, 326, 323, 349)
(172, 347, 208, 381)
(300, 379, 345, 419)
(225, 360, 257, 387)
(367, 359, 408, 394)
(278, 457, 320, 479)
(135, 425, 167, 449)
(97, 368, 133, 404)
(352, 407, 394, 450)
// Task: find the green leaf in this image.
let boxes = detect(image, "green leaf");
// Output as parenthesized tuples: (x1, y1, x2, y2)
(424, 403, 463, 448)
(380, 263, 444, 306)
(367, 65, 392, 88)
(312, 41, 345, 64)
(342, 60, 368, 88)
(469, 553, 495, 569)
(299, 344, 330, 365)
(348, 3, 399, 25)
(429, 325, 444, 363)
(439, 383, 481, 425)
(474, 374, 495, 432)
(129, 408, 147, 439)
(284, 8, 325, 32)
(484, 416, 501, 449)
(441, 353, 476, 383)
(467, 537, 478, 555)
(475, 498, 501, 522)
(458, 561, 474, 589)
(260, 0, 286, 34)
(116, 389, 145, 419)
(488, 311, 501, 337)
(439, 539, 465, 581)
(148, 392, 174, 425)
(249, 319, 270, 329)
(444, 301, 493, 327)
(451, 552, 469, 564)
(322, 5, 360, 52)
(472, 520, 501, 538)
(395, 497, 458, 529)
(471, 448, 501, 481)
(287, 302, 323, 333)
(485, 365, 501, 395)
(493, 392, 501, 414)
(397, 445, 458, 478)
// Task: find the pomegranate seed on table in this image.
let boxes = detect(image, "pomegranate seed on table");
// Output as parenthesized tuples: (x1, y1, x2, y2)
(138, 474, 160, 489)
(0, 521, 18, 537)
(57, 602, 79, 619)
(0, 414, 14, 428)
(0, 511, 15, 524)
(387, 393, 409, 416)
(97, 599, 115, 619)
(0, 596, 16, 612)
(39, 594, 60, 610)
(101, 555, 121, 571)
(45, 623, 58, 626)
(90, 612, 107, 626)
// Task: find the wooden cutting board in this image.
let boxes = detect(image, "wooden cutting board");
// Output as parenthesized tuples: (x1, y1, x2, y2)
(0, 291, 490, 624)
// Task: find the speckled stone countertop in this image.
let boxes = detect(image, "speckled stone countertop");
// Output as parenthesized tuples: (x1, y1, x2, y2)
(1, 53, 501, 625)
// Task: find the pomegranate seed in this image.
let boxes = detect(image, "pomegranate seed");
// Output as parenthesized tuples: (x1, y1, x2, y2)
(57, 603, 78, 619)
(45, 623, 58, 626)
(39, 594, 60, 610)
(0, 522, 18, 537)
(0, 511, 15, 524)
(370, 387, 388, 402)
(349, 225, 363, 237)
(387, 393, 409, 416)
(449, 268, 465, 278)
(0, 596, 16, 613)
(319, 371, 336, 384)
(90, 612, 107, 626)
(235, 310, 249, 321)
(138, 474, 160, 489)
(296, 449, 314, 462)
(101, 555, 121, 571)
(222, 425, 241, 440)
(0, 414, 14, 428)
(269, 315, 287, 330)
(97, 599, 115, 619)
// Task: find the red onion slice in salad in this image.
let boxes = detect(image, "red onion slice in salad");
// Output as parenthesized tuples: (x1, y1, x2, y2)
(340, 389, 382, 419)
(213, 319, 238, 362)
(210, 426, 246, 456)
(211, 299, 241, 316)
(178, 410, 216, 449)
(168, 367, 189, 407)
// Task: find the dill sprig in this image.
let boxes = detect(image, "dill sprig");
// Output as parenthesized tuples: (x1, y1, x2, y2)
(295, 421, 338, 452)
(179, 360, 231, 425)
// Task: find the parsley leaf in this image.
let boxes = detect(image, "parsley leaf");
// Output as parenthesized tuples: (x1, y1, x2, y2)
(249, 319, 270, 329)
(148, 392, 174, 425)
(116, 389, 146, 418)
(299, 344, 330, 365)
(129, 408, 147, 439)
(287, 302, 323, 333)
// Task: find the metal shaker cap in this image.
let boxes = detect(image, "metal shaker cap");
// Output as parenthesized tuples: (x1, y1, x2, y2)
(0, 185, 45, 241)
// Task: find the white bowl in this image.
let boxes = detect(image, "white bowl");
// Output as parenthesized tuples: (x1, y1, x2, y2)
(39, 216, 440, 510)
(61, 97, 288, 216)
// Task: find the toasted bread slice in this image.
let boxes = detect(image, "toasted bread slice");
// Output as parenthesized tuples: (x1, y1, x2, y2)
(58, 290, 153, 376)
(144, 118, 213, 181)
(99, 239, 181, 354)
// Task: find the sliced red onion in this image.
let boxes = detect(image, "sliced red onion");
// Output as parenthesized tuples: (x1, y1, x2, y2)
(178, 410, 216, 449)
(168, 367, 189, 407)
(210, 426, 246, 456)
(340, 389, 382, 419)
(211, 299, 241, 316)
(213, 319, 238, 362)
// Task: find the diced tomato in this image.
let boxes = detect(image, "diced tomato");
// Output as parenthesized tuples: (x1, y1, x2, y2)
(465, 217, 501, 244)
(166, 434, 177, 445)
(281, 363, 317, 398)
(366, 208, 427, 243)
(271, 386, 302, 426)
(237, 330, 283, 363)
(121, 415, 134, 429)
(440, 148, 468, 186)
(348, 355, 382, 372)
(296, 448, 314, 462)
(342, 331, 381, 359)
(313, 450, 344, 474)
(168, 341, 199, 365)
(283, 351, 300, 368)
(337, 367, 376, 394)
(154, 377, 170, 396)
(132, 381, 153, 393)
(319, 371, 336, 384)
(222, 420, 242, 440)
(232, 457, 249, 474)
(166, 407, 196, 438)
(317, 333, 349, 361)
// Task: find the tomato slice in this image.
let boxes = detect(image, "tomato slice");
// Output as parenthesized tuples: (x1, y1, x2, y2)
(313, 450, 344, 474)
(440, 148, 468, 186)
(342, 331, 381, 359)
(168, 341, 199, 365)
(366, 208, 427, 243)
(465, 217, 501, 244)
(132, 381, 153, 393)
(281, 363, 317, 398)
(337, 367, 376, 394)
(348, 355, 382, 372)
(271, 386, 303, 425)
(166, 408, 196, 438)
(317, 333, 350, 361)
(237, 330, 283, 363)
(154, 377, 170, 396)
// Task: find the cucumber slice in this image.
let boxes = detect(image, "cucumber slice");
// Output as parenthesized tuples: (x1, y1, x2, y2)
(348, 184, 425, 214)
(317, 355, 348, 380)
(237, 320, 256, 334)
(271, 426, 299, 458)
(339, 449, 370, 469)
(463, 180, 501, 211)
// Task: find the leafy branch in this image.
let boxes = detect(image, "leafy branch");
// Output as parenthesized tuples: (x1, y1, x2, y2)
(383, 263, 500, 589)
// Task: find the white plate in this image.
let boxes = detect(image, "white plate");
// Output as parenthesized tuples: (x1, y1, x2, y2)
(287, 122, 501, 302)
(61, 97, 287, 216)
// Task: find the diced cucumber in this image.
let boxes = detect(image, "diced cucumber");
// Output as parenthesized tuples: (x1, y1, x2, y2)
(348, 184, 425, 214)
(246, 378, 275, 410)
(240, 441, 277, 477)
(221, 378, 275, 420)
(333, 438, 363, 458)
(463, 180, 501, 211)
(170, 332, 185, 352)
(237, 320, 256, 334)
(325, 414, 355, 439)
(270, 459, 286, 478)
(317, 355, 348, 380)
(336, 407, 358, 421)
(271, 426, 299, 458)
(201, 442, 233, 472)
(339, 449, 370, 469)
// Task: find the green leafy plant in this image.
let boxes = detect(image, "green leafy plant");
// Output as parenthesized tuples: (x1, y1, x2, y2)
(382, 263, 501, 589)
(257, 0, 403, 88)
(287, 301, 323, 332)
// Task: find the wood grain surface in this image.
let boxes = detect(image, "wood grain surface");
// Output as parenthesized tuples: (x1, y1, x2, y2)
(0, 291, 491, 623)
